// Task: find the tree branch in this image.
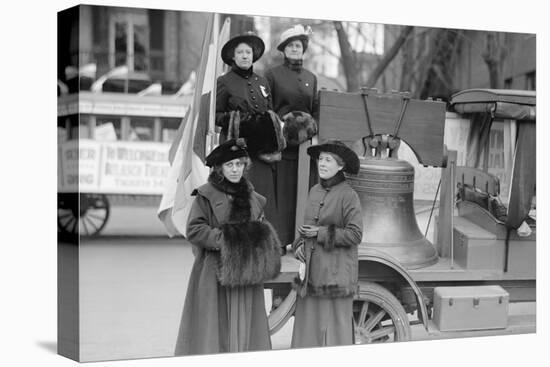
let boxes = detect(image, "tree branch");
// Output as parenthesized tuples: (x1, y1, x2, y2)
(365, 25, 414, 88)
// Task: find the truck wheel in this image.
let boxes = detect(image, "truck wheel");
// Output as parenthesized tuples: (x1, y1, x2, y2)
(268, 289, 297, 335)
(353, 282, 411, 343)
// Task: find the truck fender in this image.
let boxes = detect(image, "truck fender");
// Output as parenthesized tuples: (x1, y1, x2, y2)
(358, 247, 429, 331)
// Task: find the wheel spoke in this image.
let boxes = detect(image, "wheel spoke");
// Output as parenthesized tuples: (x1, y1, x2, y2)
(369, 326, 395, 341)
(59, 215, 75, 227)
(87, 212, 107, 221)
(364, 309, 387, 333)
(357, 301, 370, 327)
(58, 212, 73, 219)
(62, 216, 75, 230)
(80, 217, 90, 236)
(85, 217, 100, 232)
(68, 217, 78, 234)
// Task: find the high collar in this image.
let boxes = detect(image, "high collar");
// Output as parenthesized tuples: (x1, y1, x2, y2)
(320, 171, 346, 189)
(284, 57, 303, 72)
(231, 64, 254, 78)
(208, 171, 252, 223)
(208, 170, 251, 197)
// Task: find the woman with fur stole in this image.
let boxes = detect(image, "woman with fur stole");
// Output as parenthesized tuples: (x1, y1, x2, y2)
(174, 138, 281, 355)
(291, 140, 363, 348)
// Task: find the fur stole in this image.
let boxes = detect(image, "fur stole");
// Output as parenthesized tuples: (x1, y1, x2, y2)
(208, 171, 252, 223)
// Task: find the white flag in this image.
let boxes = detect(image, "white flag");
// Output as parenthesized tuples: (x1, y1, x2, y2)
(157, 15, 231, 237)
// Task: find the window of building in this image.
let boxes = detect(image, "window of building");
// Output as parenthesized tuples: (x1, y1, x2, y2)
(109, 10, 149, 72)
(148, 9, 164, 74)
(161, 118, 181, 143)
(96, 117, 121, 140)
(79, 115, 91, 140)
(114, 21, 128, 67)
(525, 71, 536, 90)
(129, 118, 154, 141)
(504, 78, 513, 89)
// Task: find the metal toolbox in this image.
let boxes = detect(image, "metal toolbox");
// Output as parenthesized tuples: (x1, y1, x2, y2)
(433, 286, 509, 331)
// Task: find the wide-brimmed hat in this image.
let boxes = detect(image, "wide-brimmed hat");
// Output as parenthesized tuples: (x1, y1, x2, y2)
(205, 138, 249, 167)
(221, 32, 265, 66)
(277, 25, 312, 52)
(307, 140, 360, 174)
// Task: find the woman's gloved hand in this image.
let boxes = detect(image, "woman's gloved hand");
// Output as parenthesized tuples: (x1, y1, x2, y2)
(298, 224, 319, 238)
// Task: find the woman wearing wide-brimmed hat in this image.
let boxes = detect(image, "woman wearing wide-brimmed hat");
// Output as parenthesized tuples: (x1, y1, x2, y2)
(264, 24, 319, 250)
(174, 138, 281, 355)
(216, 32, 286, 237)
(291, 140, 363, 348)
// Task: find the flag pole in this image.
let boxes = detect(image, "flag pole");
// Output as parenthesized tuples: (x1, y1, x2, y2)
(205, 13, 220, 156)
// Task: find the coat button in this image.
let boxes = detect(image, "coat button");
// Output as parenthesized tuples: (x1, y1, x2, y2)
(250, 89, 254, 93)
(314, 216, 319, 221)
(247, 81, 252, 86)
(252, 96, 256, 100)
(319, 202, 324, 207)
(254, 104, 259, 108)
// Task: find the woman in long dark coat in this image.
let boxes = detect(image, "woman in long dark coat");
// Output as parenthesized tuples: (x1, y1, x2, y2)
(215, 33, 286, 235)
(291, 140, 363, 348)
(174, 138, 281, 355)
(264, 25, 319, 248)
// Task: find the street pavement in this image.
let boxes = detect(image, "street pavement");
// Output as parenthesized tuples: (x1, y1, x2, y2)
(72, 203, 535, 362)
(78, 235, 296, 362)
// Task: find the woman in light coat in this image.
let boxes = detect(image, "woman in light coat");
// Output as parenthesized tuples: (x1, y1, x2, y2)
(291, 140, 363, 348)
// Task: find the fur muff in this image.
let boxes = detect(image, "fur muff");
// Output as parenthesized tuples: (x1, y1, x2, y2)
(227, 110, 286, 160)
(218, 220, 282, 286)
(282, 111, 317, 146)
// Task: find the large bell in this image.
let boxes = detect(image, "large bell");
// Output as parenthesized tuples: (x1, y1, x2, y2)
(347, 156, 438, 269)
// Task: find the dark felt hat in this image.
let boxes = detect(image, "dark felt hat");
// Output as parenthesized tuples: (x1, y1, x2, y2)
(221, 32, 265, 66)
(307, 140, 360, 174)
(205, 138, 249, 167)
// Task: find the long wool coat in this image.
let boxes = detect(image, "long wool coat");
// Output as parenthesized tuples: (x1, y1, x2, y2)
(291, 175, 363, 348)
(174, 176, 281, 355)
(264, 62, 319, 245)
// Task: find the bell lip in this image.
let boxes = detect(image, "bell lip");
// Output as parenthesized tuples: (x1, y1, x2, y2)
(359, 239, 439, 270)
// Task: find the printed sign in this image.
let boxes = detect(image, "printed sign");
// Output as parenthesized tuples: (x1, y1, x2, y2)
(59, 140, 170, 195)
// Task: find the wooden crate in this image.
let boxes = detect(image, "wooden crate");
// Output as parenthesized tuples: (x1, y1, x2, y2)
(433, 285, 509, 331)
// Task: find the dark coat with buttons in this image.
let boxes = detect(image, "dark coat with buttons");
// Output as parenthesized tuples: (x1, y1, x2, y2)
(263, 62, 319, 246)
(293, 178, 363, 297)
(215, 67, 279, 239)
(264, 63, 318, 119)
(215, 67, 273, 139)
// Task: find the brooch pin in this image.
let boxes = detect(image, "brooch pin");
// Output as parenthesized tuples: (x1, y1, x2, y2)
(260, 85, 269, 98)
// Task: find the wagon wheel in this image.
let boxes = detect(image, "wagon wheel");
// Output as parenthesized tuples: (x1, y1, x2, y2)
(268, 289, 297, 335)
(58, 194, 110, 236)
(58, 193, 78, 236)
(353, 282, 411, 344)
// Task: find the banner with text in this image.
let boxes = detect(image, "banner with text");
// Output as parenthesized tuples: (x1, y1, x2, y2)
(59, 140, 171, 195)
